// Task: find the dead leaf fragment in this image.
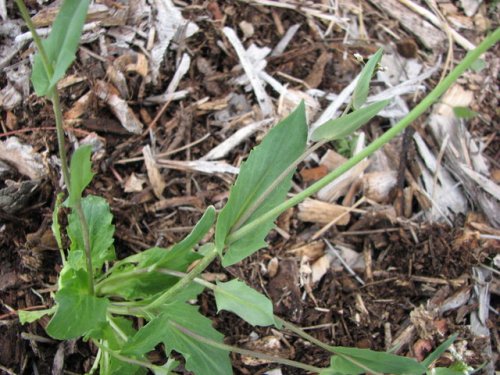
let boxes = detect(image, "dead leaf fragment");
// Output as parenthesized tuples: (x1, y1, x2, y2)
(413, 339, 433, 361)
(124, 173, 147, 193)
(241, 336, 290, 366)
(311, 254, 331, 283)
(142, 145, 165, 199)
(300, 165, 328, 182)
(94, 80, 143, 134)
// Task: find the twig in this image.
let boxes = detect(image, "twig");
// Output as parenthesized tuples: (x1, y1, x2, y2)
(324, 239, 365, 286)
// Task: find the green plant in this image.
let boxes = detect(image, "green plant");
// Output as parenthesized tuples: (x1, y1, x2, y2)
(14, 0, 500, 373)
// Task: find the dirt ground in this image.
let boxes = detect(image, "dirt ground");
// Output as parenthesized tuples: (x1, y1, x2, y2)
(0, 0, 499, 374)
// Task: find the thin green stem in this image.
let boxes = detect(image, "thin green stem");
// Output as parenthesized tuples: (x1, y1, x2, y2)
(228, 28, 500, 246)
(170, 322, 323, 373)
(93, 340, 164, 372)
(145, 245, 219, 310)
(52, 88, 94, 295)
(50, 89, 71, 196)
(276, 318, 336, 353)
(14, 0, 53, 78)
(15, 0, 95, 294)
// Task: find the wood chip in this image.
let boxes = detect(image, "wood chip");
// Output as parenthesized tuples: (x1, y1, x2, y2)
(0, 0, 6, 20)
(304, 50, 331, 88)
(223, 27, 273, 117)
(157, 159, 240, 175)
(123, 173, 147, 193)
(368, 0, 446, 50)
(149, 196, 204, 212)
(94, 80, 143, 134)
(300, 165, 329, 182)
(287, 241, 325, 261)
(64, 92, 92, 121)
(202, 118, 273, 161)
(362, 171, 398, 204)
(298, 199, 351, 225)
(143, 145, 166, 199)
(0, 137, 47, 180)
(32, 3, 128, 27)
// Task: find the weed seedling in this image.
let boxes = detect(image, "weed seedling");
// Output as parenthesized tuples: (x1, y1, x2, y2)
(15, 0, 500, 373)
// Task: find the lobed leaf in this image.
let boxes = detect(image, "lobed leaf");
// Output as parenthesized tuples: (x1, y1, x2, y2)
(123, 302, 232, 375)
(46, 269, 109, 339)
(66, 145, 94, 208)
(31, 0, 90, 96)
(99, 317, 146, 375)
(311, 100, 390, 142)
(98, 207, 215, 299)
(215, 279, 278, 327)
(67, 195, 115, 272)
(18, 306, 56, 324)
(216, 102, 308, 266)
(352, 48, 383, 110)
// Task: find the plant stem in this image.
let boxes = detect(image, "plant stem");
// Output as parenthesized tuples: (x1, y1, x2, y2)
(170, 321, 323, 373)
(15, 0, 95, 295)
(227, 28, 500, 246)
(50, 89, 71, 198)
(52, 85, 95, 295)
(145, 245, 220, 311)
(93, 340, 165, 372)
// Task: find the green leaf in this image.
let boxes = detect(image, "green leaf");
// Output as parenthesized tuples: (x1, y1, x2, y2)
(216, 101, 308, 266)
(123, 302, 232, 375)
(214, 279, 277, 327)
(311, 100, 390, 142)
(352, 48, 383, 109)
(320, 355, 365, 375)
(422, 334, 457, 368)
(67, 195, 115, 272)
(46, 269, 109, 339)
(31, 0, 90, 96)
(453, 106, 478, 119)
(66, 145, 94, 208)
(99, 317, 146, 375)
(97, 249, 201, 299)
(330, 346, 426, 375)
(151, 358, 180, 375)
(175, 206, 215, 251)
(18, 306, 56, 324)
(67, 249, 85, 270)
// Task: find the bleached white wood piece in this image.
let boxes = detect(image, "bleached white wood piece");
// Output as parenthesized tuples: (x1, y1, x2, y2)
(202, 118, 274, 161)
(150, 0, 198, 85)
(223, 27, 274, 117)
(271, 24, 301, 57)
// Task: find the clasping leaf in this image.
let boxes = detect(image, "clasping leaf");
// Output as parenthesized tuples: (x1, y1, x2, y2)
(32, 0, 90, 96)
(216, 102, 308, 266)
